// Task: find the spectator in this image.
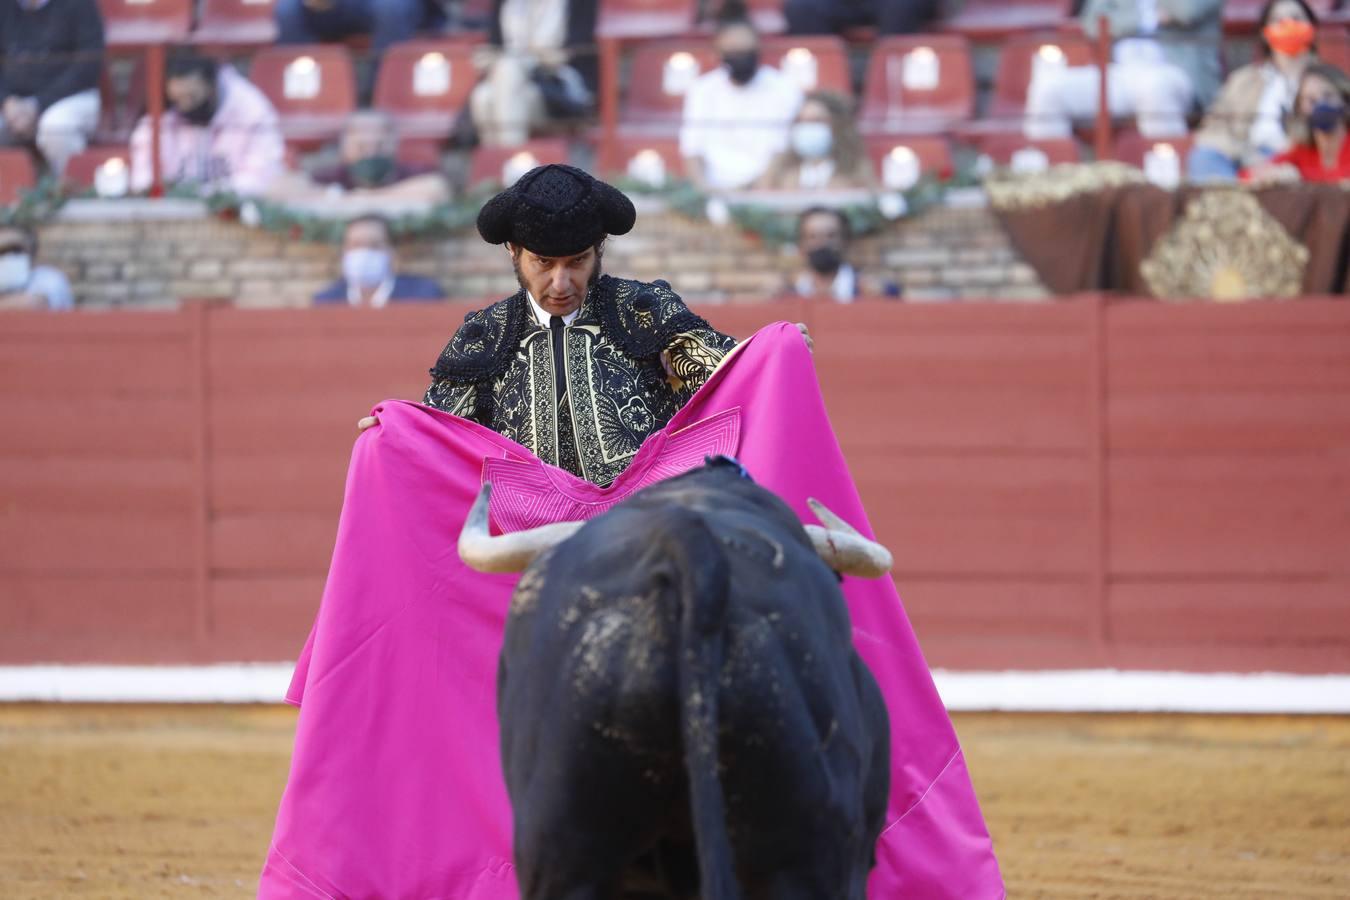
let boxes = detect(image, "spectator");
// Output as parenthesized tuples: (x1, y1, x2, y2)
(130, 52, 286, 197)
(1250, 62, 1350, 182)
(1188, 0, 1320, 182)
(266, 110, 450, 202)
(275, 0, 445, 101)
(680, 14, 804, 191)
(757, 91, 876, 190)
(314, 214, 446, 306)
(0, 0, 104, 176)
(1024, 0, 1224, 140)
(0, 225, 74, 310)
(469, 0, 599, 147)
(788, 206, 898, 302)
(784, 0, 939, 37)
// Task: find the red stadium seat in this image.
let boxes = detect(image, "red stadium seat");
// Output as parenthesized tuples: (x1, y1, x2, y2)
(761, 36, 852, 95)
(93, 57, 146, 144)
(373, 41, 477, 141)
(987, 33, 1095, 124)
(1224, 0, 1340, 32)
(600, 135, 687, 182)
(96, 0, 191, 46)
(597, 0, 698, 39)
(468, 139, 570, 187)
(250, 45, 357, 147)
(977, 134, 1080, 167)
(742, 0, 787, 35)
(1112, 130, 1193, 168)
(63, 147, 132, 192)
(939, 0, 1073, 41)
(621, 40, 720, 133)
(863, 135, 952, 187)
(860, 35, 975, 135)
(0, 149, 37, 205)
(190, 0, 279, 47)
(1318, 26, 1350, 71)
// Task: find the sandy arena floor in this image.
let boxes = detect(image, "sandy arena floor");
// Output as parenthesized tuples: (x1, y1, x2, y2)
(1, 705, 1347, 898)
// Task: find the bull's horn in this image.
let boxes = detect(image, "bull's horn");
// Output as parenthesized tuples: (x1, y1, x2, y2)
(458, 483, 585, 574)
(804, 499, 893, 579)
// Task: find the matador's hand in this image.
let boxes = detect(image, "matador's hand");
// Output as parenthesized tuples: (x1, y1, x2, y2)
(357, 415, 379, 432)
(796, 322, 814, 353)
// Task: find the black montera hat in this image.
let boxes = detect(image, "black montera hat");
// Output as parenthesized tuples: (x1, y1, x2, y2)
(476, 164, 637, 258)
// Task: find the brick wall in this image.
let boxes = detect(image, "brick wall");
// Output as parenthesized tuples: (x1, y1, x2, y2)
(36, 196, 1047, 308)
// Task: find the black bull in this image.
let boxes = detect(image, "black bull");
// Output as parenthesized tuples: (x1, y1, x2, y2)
(487, 461, 891, 900)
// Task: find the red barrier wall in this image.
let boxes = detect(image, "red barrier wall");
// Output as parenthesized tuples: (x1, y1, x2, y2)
(2, 298, 1348, 672)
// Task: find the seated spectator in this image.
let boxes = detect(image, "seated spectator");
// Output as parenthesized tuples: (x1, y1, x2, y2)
(275, 0, 445, 101)
(314, 214, 446, 306)
(784, 0, 939, 37)
(469, 0, 598, 147)
(1249, 62, 1350, 182)
(788, 206, 898, 302)
(0, 0, 104, 176)
(1189, 0, 1320, 182)
(1025, 0, 1223, 140)
(130, 53, 286, 197)
(266, 110, 449, 202)
(0, 225, 74, 311)
(680, 14, 804, 191)
(757, 91, 876, 190)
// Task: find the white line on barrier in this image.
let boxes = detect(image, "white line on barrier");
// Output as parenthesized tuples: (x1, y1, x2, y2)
(1, 666, 1348, 713)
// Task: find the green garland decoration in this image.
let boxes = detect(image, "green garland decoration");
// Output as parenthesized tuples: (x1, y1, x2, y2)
(4, 171, 967, 246)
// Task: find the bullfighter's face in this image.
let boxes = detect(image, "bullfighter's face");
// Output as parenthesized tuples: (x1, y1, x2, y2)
(508, 243, 601, 318)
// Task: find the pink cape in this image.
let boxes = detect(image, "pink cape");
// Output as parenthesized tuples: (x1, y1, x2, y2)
(260, 323, 1004, 899)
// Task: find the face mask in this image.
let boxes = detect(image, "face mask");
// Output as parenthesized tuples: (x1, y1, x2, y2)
(180, 94, 217, 127)
(0, 252, 32, 293)
(806, 245, 842, 275)
(1308, 101, 1346, 133)
(1263, 19, 1315, 58)
(342, 248, 392, 289)
(790, 121, 833, 159)
(723, 51, 759, 86)
(347, 155, 398, 188)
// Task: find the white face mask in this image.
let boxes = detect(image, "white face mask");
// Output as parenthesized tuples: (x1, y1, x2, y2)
(342, 248, 392, 289)
(0, 252, 32, 293)
(790, 121, 833, 160)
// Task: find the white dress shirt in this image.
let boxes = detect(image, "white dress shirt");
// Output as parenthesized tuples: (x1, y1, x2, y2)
(526, 291, 579, 327)
(679, 65, 804, 190)
(347, 278, 394, 308)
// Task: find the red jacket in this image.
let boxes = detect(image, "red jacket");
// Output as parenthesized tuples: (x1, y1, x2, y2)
(1269, 138, 1350, 182)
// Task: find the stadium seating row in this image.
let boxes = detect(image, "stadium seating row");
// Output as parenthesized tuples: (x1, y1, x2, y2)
(95, 0, 1349, 49)
(89, 28, 1350, 149)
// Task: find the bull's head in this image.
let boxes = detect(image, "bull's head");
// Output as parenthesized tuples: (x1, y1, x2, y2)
(457, 483, 893, 578)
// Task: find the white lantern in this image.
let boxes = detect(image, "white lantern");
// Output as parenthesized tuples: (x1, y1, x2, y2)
(1031, 44, 1067, 85)
(627, 149, 667, 188)
(1010, 147, 1050, 173)
(662, 52, 700, 96)
(503, 151, 540, 187)
(93, 157, 130, 198)
(781, 47, 819, 91)
(1143, 142, 1181, 189)
(882, 145, 922, 190)
(284, 56, 321, 100)
(413, 51, 451, 97)
(902, 47, 939, 91)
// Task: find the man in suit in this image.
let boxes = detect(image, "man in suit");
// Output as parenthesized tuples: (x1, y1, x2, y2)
(313, 214, 445, 307)
(1024, 0, 1224, 139)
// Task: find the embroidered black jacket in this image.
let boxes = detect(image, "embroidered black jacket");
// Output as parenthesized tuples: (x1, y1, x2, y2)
(424, 275, 737, 486)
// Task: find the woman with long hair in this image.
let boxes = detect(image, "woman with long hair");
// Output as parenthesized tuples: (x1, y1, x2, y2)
(1188, 0, 1321, 181)
(756, 90, 877, 190)
(1251, 61, 1350, 181)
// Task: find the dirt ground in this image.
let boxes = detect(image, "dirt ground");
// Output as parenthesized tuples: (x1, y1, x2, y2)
(1, 706, 1347, 899)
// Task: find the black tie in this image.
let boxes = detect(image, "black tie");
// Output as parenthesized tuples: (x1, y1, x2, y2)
(549, 315, 566, 404)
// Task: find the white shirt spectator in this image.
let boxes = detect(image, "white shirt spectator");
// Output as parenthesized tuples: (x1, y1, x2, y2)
(680, 65, 803, 191)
